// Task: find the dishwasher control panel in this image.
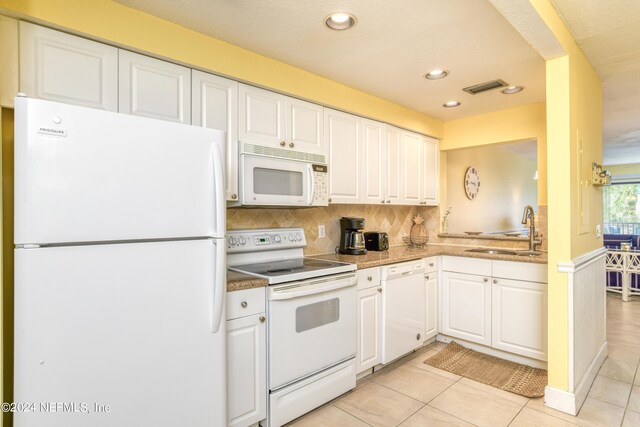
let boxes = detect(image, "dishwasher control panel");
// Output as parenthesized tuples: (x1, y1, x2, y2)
(380, 259, 425, 280)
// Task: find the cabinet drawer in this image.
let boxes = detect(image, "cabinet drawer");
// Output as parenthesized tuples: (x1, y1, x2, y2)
(357, 267, 380, 290)
(423, 256, 438, 273)
(492, 260, 547, 283)
(227, 287, 266, 320)
(442, 256, 491, 276)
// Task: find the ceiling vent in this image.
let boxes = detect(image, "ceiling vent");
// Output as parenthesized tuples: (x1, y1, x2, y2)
(463, 79, 508, 95)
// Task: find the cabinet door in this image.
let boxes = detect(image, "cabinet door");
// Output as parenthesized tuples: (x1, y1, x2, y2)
(424, 272, 438, 340)
(325, 108, 362, 204)
(287, 97, 324, 155)
(492, 278, 547, 360)
(1, 16, 19, 108)
(227, 313, 266, 427)
(119, 50, 191, 123)
(356, 287, 382, 373)
(19, 21, 118, 111)
(192, 70, 239, 201)
(421, 136, 439, 205)
(401, 131, 422, 205)
(382, 273, 425, 363)
(441, 271, 491, 346)
(385, 126, 403, 205)
(238, 84, 286, 148)
(361, 119, 386, 204)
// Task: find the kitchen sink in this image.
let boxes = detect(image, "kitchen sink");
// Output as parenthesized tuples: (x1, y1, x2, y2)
(516, 250, 544, 257)
(465, 248, 518, 255)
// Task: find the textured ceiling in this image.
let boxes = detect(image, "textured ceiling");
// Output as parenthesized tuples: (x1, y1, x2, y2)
(551, 0, 640, 165)
(115, 0, 545, 122)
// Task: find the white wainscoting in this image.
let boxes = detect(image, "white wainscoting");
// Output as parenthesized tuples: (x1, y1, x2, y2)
(545, 247, 607, 415)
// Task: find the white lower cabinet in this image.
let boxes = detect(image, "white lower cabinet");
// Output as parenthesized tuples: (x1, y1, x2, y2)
(441, 257, 548, 361)
(492, 278, 547, 361)
(356, 268, 382, 374)
(441, 271, 492, 346)
(424, 271, 438, 341)
(226, 288, 266, 427)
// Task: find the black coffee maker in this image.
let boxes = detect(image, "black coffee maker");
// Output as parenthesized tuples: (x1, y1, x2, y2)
(338, 217, 367, 255)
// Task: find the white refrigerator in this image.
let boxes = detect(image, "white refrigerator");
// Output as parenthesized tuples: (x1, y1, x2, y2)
(13, 97, 227, 427)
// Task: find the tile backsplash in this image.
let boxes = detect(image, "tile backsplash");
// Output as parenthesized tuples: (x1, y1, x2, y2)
(227, 205, 440, 255)
(227, 204, 548, 255)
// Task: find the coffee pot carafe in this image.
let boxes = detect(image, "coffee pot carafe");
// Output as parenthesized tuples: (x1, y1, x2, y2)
(337, 217, 367, 255)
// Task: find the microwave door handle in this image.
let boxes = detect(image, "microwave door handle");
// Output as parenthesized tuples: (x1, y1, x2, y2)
(307, 164, 315, 205)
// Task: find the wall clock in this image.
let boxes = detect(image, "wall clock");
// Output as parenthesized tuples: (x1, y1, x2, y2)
(464, 167, 480, 200)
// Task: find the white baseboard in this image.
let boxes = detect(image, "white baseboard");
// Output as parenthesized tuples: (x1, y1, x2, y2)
(544, 386, 578, 415)
(544, 341, 608, 416)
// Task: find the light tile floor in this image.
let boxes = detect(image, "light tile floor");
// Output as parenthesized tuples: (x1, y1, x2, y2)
(289, 293, 640, 426)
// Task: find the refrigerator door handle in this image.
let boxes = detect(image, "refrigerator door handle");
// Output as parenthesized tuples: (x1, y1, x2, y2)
(212, 146, 226, 238)
(211, 239, 225, 333)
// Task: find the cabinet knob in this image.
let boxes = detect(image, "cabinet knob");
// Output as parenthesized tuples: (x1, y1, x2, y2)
(483, 278, 488, 283)
(241, 301, 248, 308)
(377, 287, 382, 293)
(259, 316, 266, 323)
(231, 193, 237, 200)
(367, 276, 372, 281)
(328, 198, 332, 203)
(289, 142, 295, 148)
(280, 141, 286, 147)
(416, 333, 421, 341)
(429, 262, 434, 267)
(425, 275, 430, 280)
(493, 279, 498, 284)
(381, 200, 385, 204)
(387, 200, 391, 204)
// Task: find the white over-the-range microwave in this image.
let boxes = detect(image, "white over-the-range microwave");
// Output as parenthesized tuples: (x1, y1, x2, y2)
(238, 142, 329, 207)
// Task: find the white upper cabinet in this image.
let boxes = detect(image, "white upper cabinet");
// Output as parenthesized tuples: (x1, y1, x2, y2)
(119, 50, 191, 124)
(401, 131, 422, 205)
(19, 21, 118, 111)
(1, 16, 19, 108)
(385, 126, 402, 205)
(239, 84, 286, 148)
(239, 84, 324, 155)
(421, 136, 439, 205)
(325, 108, 362, 204)
(287, 97, 324, 155)
(192, 70, 239, 202)
(361, 119, 386, 204)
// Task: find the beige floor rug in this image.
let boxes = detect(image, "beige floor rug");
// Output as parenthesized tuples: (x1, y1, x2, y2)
(424, 342, 547, 398)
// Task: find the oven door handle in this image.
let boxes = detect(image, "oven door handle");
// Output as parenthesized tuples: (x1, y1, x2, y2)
(269, 274, 356, 300)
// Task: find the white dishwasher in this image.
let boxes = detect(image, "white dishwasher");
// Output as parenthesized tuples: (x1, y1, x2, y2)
(381, 259, 426, 363)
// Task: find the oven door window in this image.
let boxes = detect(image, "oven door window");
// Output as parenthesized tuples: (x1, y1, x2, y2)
(295, 298, 339, 333)
(254, 167, 303, 196)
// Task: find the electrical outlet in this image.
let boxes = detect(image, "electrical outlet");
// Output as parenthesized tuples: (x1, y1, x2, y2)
(318, 225, 326, 238)
(596, 224, 601, 239)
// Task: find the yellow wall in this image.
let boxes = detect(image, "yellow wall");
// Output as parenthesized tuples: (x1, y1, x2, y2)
(531, 0, 603, 392)
(1, 108, 12, 427)
(442, 102, 547, 205)
(0, 0, 442, 138)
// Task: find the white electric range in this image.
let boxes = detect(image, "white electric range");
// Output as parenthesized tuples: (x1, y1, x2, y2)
(227, 228, 357, 427)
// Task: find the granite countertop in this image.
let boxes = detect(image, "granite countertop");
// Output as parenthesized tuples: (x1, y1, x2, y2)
(310, 244, 547, 269)
(227, 244, 547, 291)
(227, 271, 268, 292)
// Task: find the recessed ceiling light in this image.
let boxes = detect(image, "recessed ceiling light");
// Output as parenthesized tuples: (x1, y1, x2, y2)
(425, 69, 449, 80)
(443, 101, 461, 108)
(501, 86, 524, 94)
(324, 12, 357, 31)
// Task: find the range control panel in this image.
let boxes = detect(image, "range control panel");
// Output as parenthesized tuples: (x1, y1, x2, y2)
(226, 228, 307, 253)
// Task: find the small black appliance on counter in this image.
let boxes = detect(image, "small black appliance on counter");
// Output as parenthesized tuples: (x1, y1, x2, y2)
(364, 232, 389, 251)
(337, 217, 367, 255)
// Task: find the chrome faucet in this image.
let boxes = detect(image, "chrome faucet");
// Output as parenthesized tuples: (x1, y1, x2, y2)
(521, 205, 542, 252)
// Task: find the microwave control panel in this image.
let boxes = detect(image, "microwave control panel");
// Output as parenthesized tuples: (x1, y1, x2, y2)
(312, 164, 328, 206)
